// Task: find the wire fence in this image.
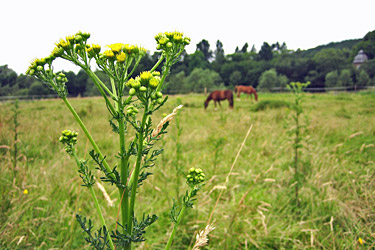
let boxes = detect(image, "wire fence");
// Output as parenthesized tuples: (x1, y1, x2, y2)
(1, 86, 374, 102)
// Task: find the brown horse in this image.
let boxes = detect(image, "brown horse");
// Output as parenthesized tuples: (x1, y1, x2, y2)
(234, 85, 258, 101)
(204, 90, 233, 109)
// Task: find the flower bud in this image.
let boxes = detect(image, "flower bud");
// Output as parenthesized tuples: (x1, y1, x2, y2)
(129, 88, 136, 96)
(156, 91, 163, 98)
(157, 98, 163, 104)
(139, 86, 147, 92)
(116, 52, 126, 63)
(36, 65, 44, 72)
(149, 77, 160, 89)
(74, 35, 83, 43)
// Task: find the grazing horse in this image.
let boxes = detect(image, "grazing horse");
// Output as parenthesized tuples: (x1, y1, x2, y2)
(204, 90, 234, 109)
(234, 85, 258, 101)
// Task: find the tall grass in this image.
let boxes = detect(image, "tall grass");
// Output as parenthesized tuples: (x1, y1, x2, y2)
(1, 91, 375, 249)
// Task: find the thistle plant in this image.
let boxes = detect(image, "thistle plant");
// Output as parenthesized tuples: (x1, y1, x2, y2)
(26, 31, 205, 249)
(286, 81, 310, 207)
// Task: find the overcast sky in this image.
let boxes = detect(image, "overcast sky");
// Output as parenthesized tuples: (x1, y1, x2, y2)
(1, 0, 374, 74)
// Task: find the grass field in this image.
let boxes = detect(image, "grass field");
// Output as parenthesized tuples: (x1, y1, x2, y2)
(1, 91, 375, 249)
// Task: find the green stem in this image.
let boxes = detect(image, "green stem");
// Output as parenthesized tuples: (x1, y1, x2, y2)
(88, 187, 115, 250)
(128, 103, 149, 234)
(117, 102, 130, 237)
(150, 54, 164, 73)
(164, 197, 189, 250)
(72, 153, 115, 250)
(84, 69, 117, 115)
(62, 97, 116, 182)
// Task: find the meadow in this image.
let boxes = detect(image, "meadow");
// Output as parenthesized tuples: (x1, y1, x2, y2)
(1, 91, 375, 249)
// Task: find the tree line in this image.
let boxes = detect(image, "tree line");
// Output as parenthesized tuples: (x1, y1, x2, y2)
(1, 30, 375, 97)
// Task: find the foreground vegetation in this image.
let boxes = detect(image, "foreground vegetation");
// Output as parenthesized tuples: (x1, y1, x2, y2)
(1, 91, 375, 249)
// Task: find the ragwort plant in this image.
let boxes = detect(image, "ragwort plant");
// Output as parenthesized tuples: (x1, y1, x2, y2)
(26, 31, 206, 249)
(286, 81, 310, 208)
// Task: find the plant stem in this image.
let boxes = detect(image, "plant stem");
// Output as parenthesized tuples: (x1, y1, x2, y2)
(88, 187, 115, 250)
(128, 103, 149, 235)
(72, 153, 115, 250)
(62, 97, 116, 182)
(117, 101, 130, 236)
(164, 194, 190, 250)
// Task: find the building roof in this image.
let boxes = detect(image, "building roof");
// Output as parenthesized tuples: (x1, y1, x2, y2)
(353, 50, 368, 64)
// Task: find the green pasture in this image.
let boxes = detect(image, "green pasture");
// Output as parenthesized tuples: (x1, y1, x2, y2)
(1, 91, 375, 249)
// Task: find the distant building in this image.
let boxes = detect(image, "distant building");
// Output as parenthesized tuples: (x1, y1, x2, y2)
(353, 50, 368, 69)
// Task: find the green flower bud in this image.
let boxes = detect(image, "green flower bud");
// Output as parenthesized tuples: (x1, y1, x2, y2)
(129, 88, 136, 96)
(166, 42, 173, 48)
(156, 91, 163, 98)
(36, 65, 44, 71)
(157, 98, 163, 104)
(139, 86, 147, 92)
(74, 35, 83, 43)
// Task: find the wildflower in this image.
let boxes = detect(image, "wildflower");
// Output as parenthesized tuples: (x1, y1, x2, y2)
(103, 50, 115, 60)
(358, 237, 363, 245)
(107, 43, 124, 54)
(139, 86, 147, 92)
(140, 71, 152, 86)
(23, 189, 28, 195)
(86, 46, 95, 58)
(116, 52, 126, 63)
(92, 44, 101, 53)
(51, 47, 65, 57)
(186, 167, 205, 186)
(126, 78, 140, 89)
(129, 88, 136, 96)
(149, 77, 160, 89)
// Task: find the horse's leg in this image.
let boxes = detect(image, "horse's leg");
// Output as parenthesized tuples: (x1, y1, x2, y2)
(218, 101, 222, 108)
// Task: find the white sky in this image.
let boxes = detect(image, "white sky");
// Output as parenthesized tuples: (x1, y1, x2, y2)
(1, 0, 374, 74)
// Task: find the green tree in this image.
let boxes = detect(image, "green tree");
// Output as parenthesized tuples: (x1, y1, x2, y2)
(184, 68, 223, 92)
(258, 68, 278, 91)
(229, 71, 242, 87)
(258, 42, 273, 61)
(28, 81, 53, 96)
(0, 65, 17, 90)
(165, 71, 186, 94)
(240, 43, 249, 53)
(357, 70, 370, 86)
(196, 39, 212, 61)
(325, 70, 340, 88)
(339, 69, 353, 87)
(353, 30, 375, 59)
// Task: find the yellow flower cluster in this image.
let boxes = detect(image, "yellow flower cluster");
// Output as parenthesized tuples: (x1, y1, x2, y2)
(101, 43, 147, 63)
(125, 71, 162, 101)
(155, 31, 190, 51)
(86, 44, 101, 58)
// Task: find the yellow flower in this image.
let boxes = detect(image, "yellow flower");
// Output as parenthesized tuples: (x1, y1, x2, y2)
(358, 237, 363, 245)
(103, 50, 115, 60)
(86, 46, 95, 58)
(107, 43, 124, 53)
(124, 44, 135, 54)
(92, 44, 101, 53)
(56, 39, 71, 50)
(65, 35, 75, 44)
(23, 189, 28, 195)
(149, 76, 160, 88)
(116, 52, 126, 63)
